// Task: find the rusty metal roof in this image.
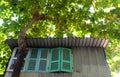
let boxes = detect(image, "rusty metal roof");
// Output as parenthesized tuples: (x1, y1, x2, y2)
(6, 38, 109, 51)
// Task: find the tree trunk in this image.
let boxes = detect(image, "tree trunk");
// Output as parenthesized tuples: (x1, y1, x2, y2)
(11, 18, 37, 77)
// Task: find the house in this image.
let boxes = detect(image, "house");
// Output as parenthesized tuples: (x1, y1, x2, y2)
(5, 38, 111, 77)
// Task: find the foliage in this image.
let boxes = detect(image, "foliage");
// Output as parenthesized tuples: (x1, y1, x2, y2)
(0, 0, 120, 76)
(106, 39, 120, 76)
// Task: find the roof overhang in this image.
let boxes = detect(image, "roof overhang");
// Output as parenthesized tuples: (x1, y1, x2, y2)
(6, 38, 109, 51)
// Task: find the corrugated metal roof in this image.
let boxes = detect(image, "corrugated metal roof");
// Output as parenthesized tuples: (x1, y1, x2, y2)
(6, 38, 109, 51)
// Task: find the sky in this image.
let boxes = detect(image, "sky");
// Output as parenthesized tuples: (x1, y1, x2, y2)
(0, 19, 3, 26)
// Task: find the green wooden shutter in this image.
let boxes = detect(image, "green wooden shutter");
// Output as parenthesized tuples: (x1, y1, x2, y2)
(49, 48, 60, 72)
(27, 48, 38, 71)
(38, 48, 48, 71)
(61, 48, 72, 72)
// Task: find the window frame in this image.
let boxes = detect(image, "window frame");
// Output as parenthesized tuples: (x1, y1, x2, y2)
(25, 48, 49, 72)
(7, 47, 26, 71)
(7, 47, 72, 72)
(49, 47, 73, 72)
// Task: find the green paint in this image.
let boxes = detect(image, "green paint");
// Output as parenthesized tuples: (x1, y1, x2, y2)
(49, 48, 72, 72)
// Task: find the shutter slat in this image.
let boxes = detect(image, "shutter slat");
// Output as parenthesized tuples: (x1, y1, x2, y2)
(40, 49, 48, 59)
(30, 49, 38, 58)
(39, 60, 47, 71)
(28, 60, 36, 70)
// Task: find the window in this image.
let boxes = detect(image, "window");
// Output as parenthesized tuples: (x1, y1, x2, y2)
(7, 48, 25, 71)
(49, 48, 72, 72)
(25, 48, 49, 72)
(7, 47, 72, 72)
(25, 47, 72, 72)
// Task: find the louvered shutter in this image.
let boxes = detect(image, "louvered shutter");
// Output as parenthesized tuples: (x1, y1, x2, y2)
(61, 48, 72, 72)
(27, 48, 38, 71)
(49, 48, 60, 72)
(38, 49, 48, 71)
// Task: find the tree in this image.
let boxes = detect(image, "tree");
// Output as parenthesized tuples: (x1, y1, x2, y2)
(11, 6, 52, 77)
(0, 0, 120, 77)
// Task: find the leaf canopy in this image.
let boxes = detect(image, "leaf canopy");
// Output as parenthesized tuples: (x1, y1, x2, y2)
(0, 0, 120, 76)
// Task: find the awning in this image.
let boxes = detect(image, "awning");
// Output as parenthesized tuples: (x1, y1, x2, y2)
(6, 37, 109, 51)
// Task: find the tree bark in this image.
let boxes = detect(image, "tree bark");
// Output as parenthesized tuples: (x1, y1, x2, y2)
(11, 18, 37, 77)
